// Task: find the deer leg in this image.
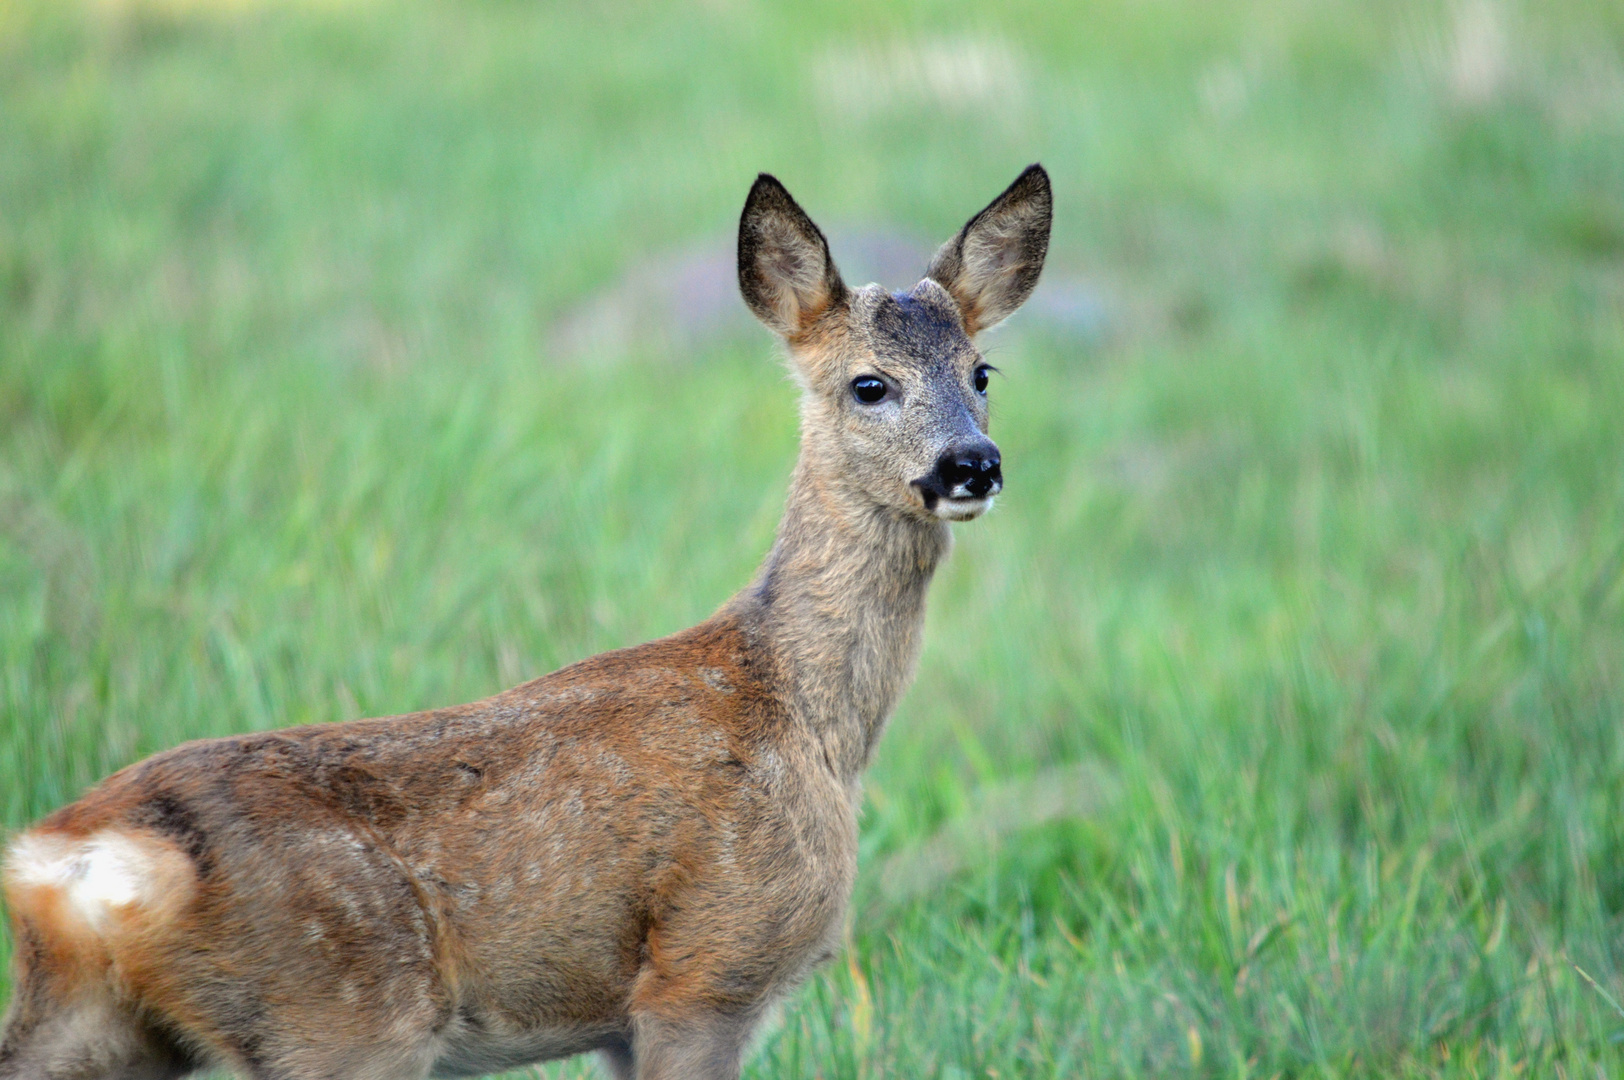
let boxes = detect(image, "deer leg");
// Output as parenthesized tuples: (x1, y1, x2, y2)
(628, 1012, 753, 1080)
(0, 999, 195, 1080)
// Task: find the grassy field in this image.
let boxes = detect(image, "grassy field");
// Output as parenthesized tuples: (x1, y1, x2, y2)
(4, 0, 1624, 1075)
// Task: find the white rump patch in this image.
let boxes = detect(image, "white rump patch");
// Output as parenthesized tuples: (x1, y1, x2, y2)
(5, 831, 164, 929)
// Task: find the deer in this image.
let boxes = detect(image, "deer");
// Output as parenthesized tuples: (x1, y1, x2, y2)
(0, 164, 1052, 1080)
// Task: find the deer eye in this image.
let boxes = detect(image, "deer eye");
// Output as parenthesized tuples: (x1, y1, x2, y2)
(973, 366, 991, 394)
(851, 376, 888, 404)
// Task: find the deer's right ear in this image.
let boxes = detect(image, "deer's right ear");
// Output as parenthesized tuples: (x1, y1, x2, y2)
(738, 174, 847, 340)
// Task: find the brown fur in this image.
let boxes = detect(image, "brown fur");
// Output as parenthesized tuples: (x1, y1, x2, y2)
(0, 165, 1051, 1080)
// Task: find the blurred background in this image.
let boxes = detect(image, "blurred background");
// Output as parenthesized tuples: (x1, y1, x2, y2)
(3, 0, 1623, 1075)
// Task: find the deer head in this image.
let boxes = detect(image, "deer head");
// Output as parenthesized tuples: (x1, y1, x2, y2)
(738, 165, 1052, 523)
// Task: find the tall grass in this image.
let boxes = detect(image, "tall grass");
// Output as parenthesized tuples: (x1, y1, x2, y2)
(3, 0, 1623, 1075)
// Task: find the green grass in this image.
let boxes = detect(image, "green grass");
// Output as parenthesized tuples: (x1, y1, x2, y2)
(4, 0, 1624, 1075)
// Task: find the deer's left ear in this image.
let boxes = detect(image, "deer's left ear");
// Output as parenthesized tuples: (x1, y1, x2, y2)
(927, 164, 1052, 336)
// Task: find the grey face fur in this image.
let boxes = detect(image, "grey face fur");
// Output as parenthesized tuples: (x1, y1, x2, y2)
(738, 165, 1052, 525)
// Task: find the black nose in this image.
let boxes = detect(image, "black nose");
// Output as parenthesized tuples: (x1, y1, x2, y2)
(936, 443, 1002, 498)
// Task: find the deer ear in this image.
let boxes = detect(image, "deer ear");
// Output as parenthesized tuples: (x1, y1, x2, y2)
(927, 164, 1052, 336)
(738, 174, 847, 339)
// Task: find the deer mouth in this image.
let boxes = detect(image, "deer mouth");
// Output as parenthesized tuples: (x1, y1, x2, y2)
(913, 479, 999, 521)
(935, 495, 995, 521)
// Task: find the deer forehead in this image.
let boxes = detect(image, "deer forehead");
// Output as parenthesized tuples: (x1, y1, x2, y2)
(846, 282, 976, 376)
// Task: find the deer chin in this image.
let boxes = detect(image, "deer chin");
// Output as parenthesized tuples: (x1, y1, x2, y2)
(934, 495, 994, 521)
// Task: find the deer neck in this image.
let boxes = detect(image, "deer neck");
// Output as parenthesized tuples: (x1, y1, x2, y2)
(725, 451, 951, 783)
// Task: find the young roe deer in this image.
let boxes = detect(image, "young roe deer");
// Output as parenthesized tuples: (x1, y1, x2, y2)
(0, 164, 1052, 1080)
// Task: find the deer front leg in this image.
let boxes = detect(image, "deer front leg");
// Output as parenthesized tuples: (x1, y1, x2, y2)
(629, 1012, 754, 1080)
